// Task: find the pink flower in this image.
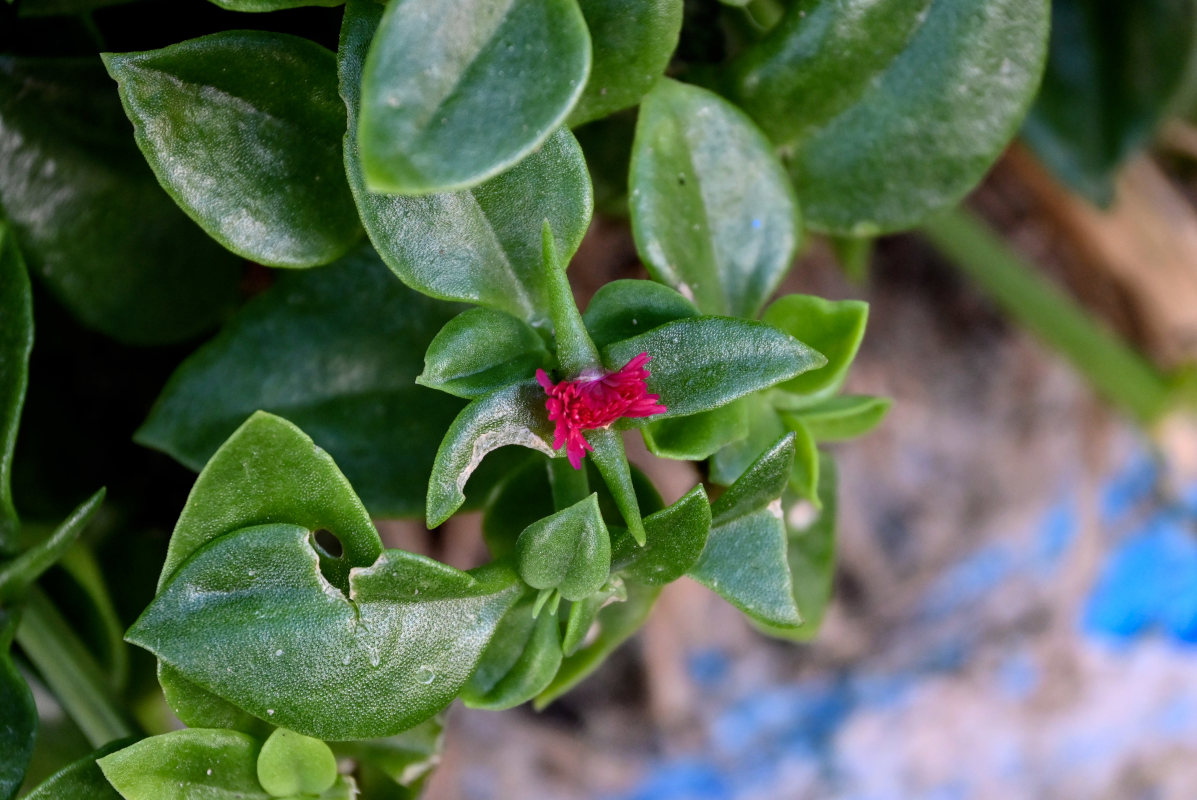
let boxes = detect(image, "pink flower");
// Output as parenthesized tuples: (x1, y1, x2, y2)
(536, 352, 667, 469)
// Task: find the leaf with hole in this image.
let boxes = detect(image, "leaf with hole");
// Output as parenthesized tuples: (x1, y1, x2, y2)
(357, 0, 591, 193)
(728, 0, 1049, 233)
(340, 1, 593, 325)
(129, 525, 523, 740)
(630, 79, 800, 318)
(103, 32, 361, 268)
(0, 57, 241, 345)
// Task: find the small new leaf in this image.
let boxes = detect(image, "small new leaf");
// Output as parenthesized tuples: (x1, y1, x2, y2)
(516, 494, 611, 600)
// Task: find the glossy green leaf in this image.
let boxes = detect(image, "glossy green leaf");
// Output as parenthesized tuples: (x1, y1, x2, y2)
(611, 485, 710, 585)
(103, 32, 361, 268)
(0, 57, 241, 345)
(709, 395, 785, 486)
(257, 729, 337, 797)
(158, 664, 270, 737)
(729, 0, 1050, 234)
(0, 612, 34, 800)
(542, 221, 601, 374)
(0, 224, 31, 555)
(784, 419, 819, 504)
(783, 395, 891, 442)
(582, 279, 698, 351)
(21, 739, 130, 800)
(332, 717, 443, 800)
(642, 401, 749, 461)
(1024, 0, 1196, 205)
(0, 488, 104, 604)
(630, 79, 799, 318)
(757, 455, 838, 641)
(340, 1, 593, 325)
(586, 428, 645, 546)
(418, 309, 549, 399)
(463, 597, 563, 709)
(568, 0, 683, 126)
(358, 0, 590, 193)
(427, 382, 557, 528)
(763, 295, 867, 398)
(535, 581, 658, 707)
(516, 494, 610, 600)
(690, 434, 801, 629)
(150, 411, 381, 594)
(99, 729, 266, 800)
(129, 525, 523, 740)
(136, 245, 471, 519)
(604, 317, 825, 421)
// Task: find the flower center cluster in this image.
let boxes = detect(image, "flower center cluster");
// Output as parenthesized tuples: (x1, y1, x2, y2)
(536, 352, 667, 469)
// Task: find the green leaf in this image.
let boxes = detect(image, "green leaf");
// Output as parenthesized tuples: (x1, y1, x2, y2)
(136, 245, 472, 519)
(728, 0, 1050, 234)
(417, 309, 549, 399)
(98, 729, 266, 800)
(128, 526, 522, 740)
(763, 295, 868, 398)
(158, 664, 270, 737)
(782, 395, 891, 442)
(426, 382, 557, 528)
(783, 419, 819, 504)
(150, 411, 381, 595)
(0, 488, 105, 604)
(22, 739, 130, 800)
(0, 57, 241, 345)
(357, 0, 591, 193)
(332, 717, 443, 800)
(482, 459, 556, 559)
(462, 597, 563, 710)
(611, 485, 710, 585)
(542, 222, 601, 374)
(535, 581, 658, 707)
(757, 454, 838, 641)
(642, 401, 749, 461)
(582, 279, 698, 351)
(102, 32, 361, 268)
(1, 613, 35, 800)
(586, 428, 645, 546)
(604, 317, 825, 421)
(1023, 0, 1197, 205)
(568, 0, 683, 126)
(516, 494, 610, 600)
(0, 224, 31, 555)
(709, 394, 785, 486)
(210, 0, 341, 10)
(690, 434, 801, 629)
(630, 79, 800, 318)
(257, 729, 337, 797)
(561, 578, 624, 655)
(340, 1, 594, 325)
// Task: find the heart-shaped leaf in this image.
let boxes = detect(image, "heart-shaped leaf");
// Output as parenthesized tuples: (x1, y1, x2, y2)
(0, 57, 241, 345)
(604, 317, 825, 421)
(418, 309, 550, 399)
(129, 525, 523, 740)
(340, 1, 593, 325)
(357, 0, 590, 193)
(611, 485, 710, 586)
(0, 223, 31, 555)
(690, 434, 802, 629)
(136, 245, 479, 519)
(427, 382, 557, 528)
(762, 295, 868, 399)
(729, 0, 1049, 234)
(630, 79, 800, 318)
(103, 32, 361, 268)
(582, 279, 698, 351)
(568, 0, 683, 126)
(517, 494, 610, 600)
(463, 597, 563, 710)
(22, 739, 130, 800)
(257, 728, 338, 797)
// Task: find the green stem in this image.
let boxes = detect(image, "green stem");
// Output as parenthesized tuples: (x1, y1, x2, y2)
(15, 587, 134, 747)
(547, 457, 590, 511)
(921, 208, 1173, 426)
